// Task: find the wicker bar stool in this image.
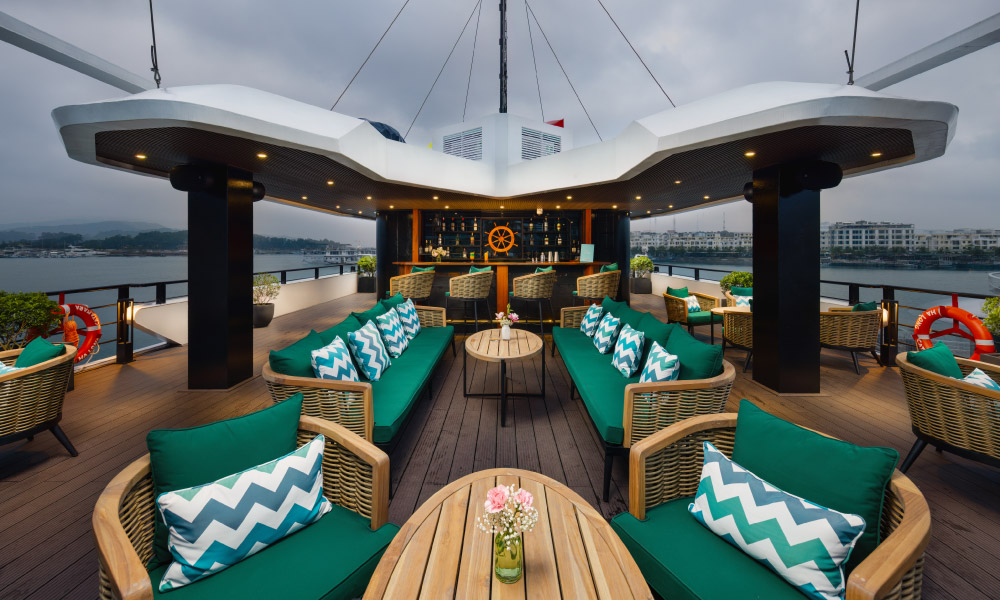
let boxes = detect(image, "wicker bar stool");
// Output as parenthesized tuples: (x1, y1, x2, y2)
(510, 269, 557, 337)
(388, 269, 435, 304)
(445, 269, 494, 332)
(721, 310, 753, 372)
(573, 270, 620, 305)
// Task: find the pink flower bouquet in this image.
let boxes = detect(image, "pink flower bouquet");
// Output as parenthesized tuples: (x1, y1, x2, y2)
(477, 483, 540, 543)
(495, 304, 520, 328)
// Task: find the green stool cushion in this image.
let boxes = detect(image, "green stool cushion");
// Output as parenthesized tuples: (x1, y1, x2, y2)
(14, 337, 66, 368)
(571, 290, 578, 296)
(666, 286, 689, 299)
(268, 330, 327, 378)
(535, 266, 554, 273)
(469, 265, 492, 273)
(730, 286, 753, 297)
(664, 326, 723, 380)
(600, 263, 618, 272)
(411, 265, 435, 273)
(907, 342, 963, 379)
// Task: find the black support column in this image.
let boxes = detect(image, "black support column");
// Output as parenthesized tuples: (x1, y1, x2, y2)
(616, 211, 631, 305)
(375, 212, 389, 299)
(186, 166, 254, 389)
(752, 165, 821, 393)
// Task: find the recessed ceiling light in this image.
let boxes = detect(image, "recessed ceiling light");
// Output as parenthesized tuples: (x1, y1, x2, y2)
(669, 204, 674, 208)
(444, 205, 449, 209)
(612, 204, 618, 209)
(646, 210, 651, 214)
(744, 151, 756, 157)
(871, 152, 882, 157)
(674, 180, 681, 184)
(703, 195, 710, 200)
(327, 180, 334, 186)
(301, 195, 308, 200)
(336, 205, 340, 209)
(358, 210, 363, 213)
(366, 196, 372, 200)
(566, 195, 572, 200)
(500, 205, 504, 209)
(389, 205, 394, 209)
(135, 153, 146, 160)
(257, 153, 267, 159)
(556, 205, 561, 209)
(433, 195, 439, 200)
(635, 195, 642, 200)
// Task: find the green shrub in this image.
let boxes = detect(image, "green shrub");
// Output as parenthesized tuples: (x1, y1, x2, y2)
(252, 273, 281, 305)
(719, 271, 753, 292)
(630, 255, 654, 277)
(0, 291, 62, 351)
(358, 256, 376, 276)
(983, 297, 1000, 336)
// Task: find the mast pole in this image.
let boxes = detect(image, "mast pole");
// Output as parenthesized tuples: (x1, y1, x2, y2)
(499, 0, 507, 113)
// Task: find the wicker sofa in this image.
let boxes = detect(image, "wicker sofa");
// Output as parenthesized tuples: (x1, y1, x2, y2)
(552, 297, 735, 501)
(263, 300, 454, 446)
(0, 344, 78, 456)
(820, 307, 883, 374)
(613, 412, 930, 600)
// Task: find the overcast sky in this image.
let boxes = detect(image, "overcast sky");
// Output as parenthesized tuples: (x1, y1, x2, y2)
(0, 0, 997, 241)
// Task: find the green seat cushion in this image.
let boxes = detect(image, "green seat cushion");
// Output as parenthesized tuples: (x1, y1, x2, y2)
(730, 286, 753, 297)
(732, 400, 899, 572)
(685, 311, 722, 326)
(600, 262, 618, 272)
(535, 266, 554, 273)
(269, 330, 327, 378)
(382, 292, 407, 309)
(852, 301, 878, 312)
(664, 326, 723, 380)
(14, 336, 66, 368)
(411, 265, 435, 273)
(906, 342, 963, 379)
(369, 326, 454, 443)
(469, 265, 492, 273)
(148, 503, 399, 600)
(352, 303, 388, 328)
(666, 286, 689, 299)
(146, 396, 304, 569)
(611, 498, 804, 600)
(317, 316, 363, 348)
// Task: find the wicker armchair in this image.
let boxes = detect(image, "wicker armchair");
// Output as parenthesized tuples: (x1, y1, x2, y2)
(388, 269, 435, 303)
(263, 306, 450, 443)
(721, 309, 753, 372)
(94, 415, 390, 600)
(445, 270, 494, 331)
(510, 270, 557, 336)
(0, 344, 78, 456)
(896, 352, 1000, 472)
(820, 308, 883, 374)
(627, 413, 930, 600)
(575, 270, 620, 304)
(662, 291, 722, 344)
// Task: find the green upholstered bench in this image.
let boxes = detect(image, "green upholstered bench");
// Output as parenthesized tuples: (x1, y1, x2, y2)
(552, 296, 735, 501)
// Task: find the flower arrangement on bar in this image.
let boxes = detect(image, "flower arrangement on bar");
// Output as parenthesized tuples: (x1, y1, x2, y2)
(495, 304, 519, 340)
(430, 246, 447, 262)
(476, 484, 539, 584)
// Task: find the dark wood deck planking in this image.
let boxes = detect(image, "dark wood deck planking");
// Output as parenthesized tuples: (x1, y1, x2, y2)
(0, 292, 997, 599)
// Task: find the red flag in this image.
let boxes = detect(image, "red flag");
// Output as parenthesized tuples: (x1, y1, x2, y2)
(545, 119, 564, 128)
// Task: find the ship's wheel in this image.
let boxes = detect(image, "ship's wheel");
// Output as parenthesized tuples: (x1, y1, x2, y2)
(487, 224, 517, 255)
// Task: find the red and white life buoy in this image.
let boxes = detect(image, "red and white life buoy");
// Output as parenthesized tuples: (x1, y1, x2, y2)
(59, 304, 101, 363)
(913, 305, 995, 361)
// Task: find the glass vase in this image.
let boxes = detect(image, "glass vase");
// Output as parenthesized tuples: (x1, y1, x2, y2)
(494, 533, 522, 584)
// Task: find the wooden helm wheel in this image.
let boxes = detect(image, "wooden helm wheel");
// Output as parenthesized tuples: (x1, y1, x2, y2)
(487, 224, 517, 255)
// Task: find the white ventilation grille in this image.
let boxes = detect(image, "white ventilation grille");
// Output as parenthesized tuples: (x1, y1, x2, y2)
(521, 127, 561, 160)
(442, 127, 483, 161)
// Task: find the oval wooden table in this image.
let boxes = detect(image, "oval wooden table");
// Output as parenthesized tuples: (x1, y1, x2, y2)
(463, 328, 545, 426)
(363, 469, 652, 600)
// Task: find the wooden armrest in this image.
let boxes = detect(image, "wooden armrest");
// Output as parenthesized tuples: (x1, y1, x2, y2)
(262, 362, 373, 393)
(691, 292, 720, 307)
(0, 345, 76, 384)
(900, 355, 1000, 401)
(93, 456, 154, 600)
(262, 363, 375, 441)
(957, 356, 1000, 378)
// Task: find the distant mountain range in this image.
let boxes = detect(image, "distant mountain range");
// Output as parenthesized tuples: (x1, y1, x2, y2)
(0, 221, 178, 242)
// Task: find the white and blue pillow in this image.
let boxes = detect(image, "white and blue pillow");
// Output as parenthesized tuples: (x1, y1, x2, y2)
(156, 435, 332, 592)
(735, 295, 753, 308)
(689, 441, 866, 600)
(310, 337, 360, 382)
(376, 309, 409, 358)
(348, 321, 392, 381)
(639, 342, 680, 383)
(0, 363, 22, 376)
(611, 324, 645, 377)
(394, 299, 421, 340)
(684, 295, 702, 313)
(593, 314, 622, 354)
(963, 367, 1000, 391)
(580, 304, 604, 337)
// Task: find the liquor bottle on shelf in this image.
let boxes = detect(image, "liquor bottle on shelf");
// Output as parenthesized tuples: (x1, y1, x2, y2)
(473, 219, 478, 231)
(462, 248, 467, 259)
(557, 233, 562, 245)
(469, 233, 474, 245)
(544, 234, 549, 246)
(556, 221, 561, 232)
(528, 221, 533, 232)
(461, 218, 465, 231)
(450, 218, 455, 231)
(543, 219, 549, 232)
(437, 233, 442, 246)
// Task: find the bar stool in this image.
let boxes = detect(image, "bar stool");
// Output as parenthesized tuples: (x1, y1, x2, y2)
(573, 269, 620, 305)
(510, 269, 557, 337)
(388, 268, 435, 304)
(445, 269, 494, 332)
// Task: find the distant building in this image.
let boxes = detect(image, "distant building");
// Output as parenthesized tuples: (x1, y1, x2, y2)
(821, 221, 917, 250)
(918, 229, 1000, 252)
(631, 230, 752, 252)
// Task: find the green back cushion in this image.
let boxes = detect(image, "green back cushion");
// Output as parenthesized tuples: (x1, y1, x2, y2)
(535, 266, 554, 273)
(146, 395, 303, 569)
(852, 301, 878, 312)
(14, 337, 66, 368)
(268, 330, 326, 377)
(666, 286, 689, 299)
(730, 286, 753, 297)
(907, 342, 963, 379)
(318, 316, 363, 347)
(352, 303, 389, 328)
(731, 400, 899, 572)
(663, 326, 723, 380)
(410, 265, 434, 273)
(637, 313, 678, 365)
(382, 292, 407, 309)
(600, 262, 618, 272)
(469, 265, 492, 273)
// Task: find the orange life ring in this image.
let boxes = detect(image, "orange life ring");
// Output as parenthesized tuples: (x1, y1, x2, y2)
(60, 304, 101, 363)
(913, 305, 995, 361)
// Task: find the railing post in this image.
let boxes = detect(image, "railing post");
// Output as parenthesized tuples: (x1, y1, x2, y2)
(668, 265, 673, 276)
(155, 283, 166, 305)
(694, 268, 700, 281)
(880, 286, 898, 367)
(314, 267, 320, 280)
(848, 283, 860, 305)
(339, 265, 344, 276)
(116, 287, 134, 364)
(280, 271, 287, 285)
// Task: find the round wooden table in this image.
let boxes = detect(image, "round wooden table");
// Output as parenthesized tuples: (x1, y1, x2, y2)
(463, 328, 544, 426)
(363, 469, 653, 600)
(710, 305, 751, 315)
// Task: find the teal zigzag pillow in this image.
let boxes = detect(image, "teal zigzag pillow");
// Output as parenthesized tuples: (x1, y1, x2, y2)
(611, 324, 645, 377)
(376, 309, 409, 358)
(963, 367, 1000, 391)
(639, 342, 680, 383)
(689, 441, 866, 600)
(348, 321, 392, 381)
(156, 435, 332, 592)
(310, 337, 360, 382)
(579, 304, 604, 337)
(395, 299, 422, 340)
(593, 313, 622, 355)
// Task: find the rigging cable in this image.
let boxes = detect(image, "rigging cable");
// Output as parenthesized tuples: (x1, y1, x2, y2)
(462, 0, 484, 122)
(593, 0, 674, 107)
(525, 1, 545, 121)
(845, 0, 860, 84)
(330, 0, 414, 110)
(525, 1, 602, 140)
(148, 0, 162, 88)
(405, 0, 483, 138)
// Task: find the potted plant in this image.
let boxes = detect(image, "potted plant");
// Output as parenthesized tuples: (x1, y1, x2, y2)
(719, 271, 754, 293)
(629, 255, 655, 294)
(0, 291, 62, 350)
(251, 274, 280, 328)
(357, 255, 376, 293)
(981, 296, 1000, 366)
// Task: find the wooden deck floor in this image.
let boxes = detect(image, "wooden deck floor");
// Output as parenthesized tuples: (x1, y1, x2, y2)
(1, 292, 998, 599)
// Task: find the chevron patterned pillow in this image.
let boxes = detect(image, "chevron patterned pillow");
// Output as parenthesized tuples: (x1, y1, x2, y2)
(684, 295, 702, 313)
(376, 309, 409, 358)
(156, 435, 332, 592)
(348, 321, 392, 381)
(0, 363, 22, 376)
(639, 341, 680, 383)
(611, 324, 645, 377)
(689, 441, 866, 600)
(963, 367, 1000, 390)
(395, 299, 421, 340)
(593, 313, 622, 354)
(310, 337, 360, 382)
(579, 304, 604, 337)
(735, 295, 753, 308)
